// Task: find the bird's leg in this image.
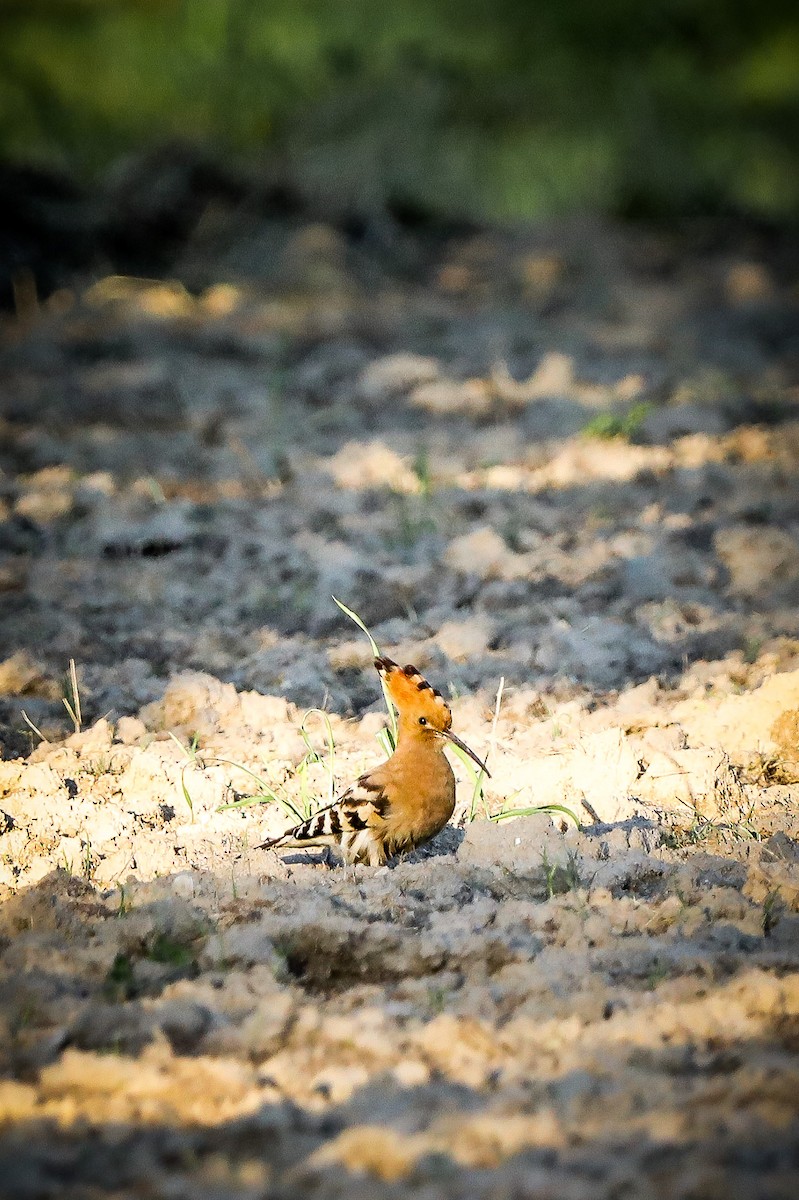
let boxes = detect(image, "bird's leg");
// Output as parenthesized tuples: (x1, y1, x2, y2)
(367, 841, 388, 868)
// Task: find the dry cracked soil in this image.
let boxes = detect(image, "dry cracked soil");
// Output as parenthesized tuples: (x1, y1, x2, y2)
(1, 198, 799, 1198)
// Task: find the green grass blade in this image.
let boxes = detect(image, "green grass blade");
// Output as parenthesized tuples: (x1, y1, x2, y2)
(217, 790, 304, 822)
(168, 731, 194, 759)
(332, 594, 398, 751)
(466, 674, 504, 821)
(217, 792, 301, 819)
(211, 758, 304, 822)
(208, 757, 272, 792)
(300, 708, 336, 805)
(296, 756, 312, 820)
(446, 743, 484, 820)
(376, 726, 396, 757)
(178, 765, 194, 820)
(490, 803, 581, 829)
(332, 595, 380, 655)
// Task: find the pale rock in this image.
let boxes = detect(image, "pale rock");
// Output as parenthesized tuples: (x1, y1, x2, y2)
(237, 691, 293, 731)
(0, 762, 22, 792)
(358, 710, 394, 743)
(310, 1063, 370, 1103)
(321, 440, 421, 493)
(531, 441, 671, 489)
(3, 761, 60, 800)
(392, 1059, 430, 1088)
(436, 616, 495, 663)
(142, 675, 293, 745)
(171, 872, 195, 900)
(715, 526, 799, 599)
(15, 488, 73, 523)
(444, 527, 528, 580)
(614, 677, 661, 717)
(0, 651, 52, 697)
(356, 353, 439, 402)
(141, 672, 240, 736)
(83, 809, 125, 847)
(0, 859, 19, 887)
(0, 1081, 37, 1120)
(23, 855, 55, 884)
(214, 991, 295, 1057)
(524, 351, 575, 398)
(328, 640, 374, 671)
(115, 715, 148, 744)
(481, 463, 526, 489)
(635, 598, 726, 645)
(410, 377, 493, 416)
(725, 261, 775, 305)
(65, 719, 114, 754)
(294, 532, 361, 583)
(304, 1124, 423, 1182)
(84, 274, 186, 315)
(200, 281, 242, 315)
(74, 471, 116, 502)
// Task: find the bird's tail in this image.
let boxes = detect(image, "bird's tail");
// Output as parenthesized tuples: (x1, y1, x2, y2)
(251, 832, 289, 852)
(252, 805, 342, 853)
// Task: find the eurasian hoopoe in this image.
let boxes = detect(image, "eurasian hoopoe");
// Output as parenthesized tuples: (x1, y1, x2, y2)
(253, 656, 490, 866)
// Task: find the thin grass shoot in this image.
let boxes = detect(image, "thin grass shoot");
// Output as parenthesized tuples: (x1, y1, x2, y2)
(465, 675, 504, 822)
(332, 594, 398, 752)
(62, 658, 82, 734)
(490, 802, 582, 828)
(21, 710, 49, 744)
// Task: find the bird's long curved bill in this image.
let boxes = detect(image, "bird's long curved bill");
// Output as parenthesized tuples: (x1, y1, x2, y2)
(443, 729, 491, 778)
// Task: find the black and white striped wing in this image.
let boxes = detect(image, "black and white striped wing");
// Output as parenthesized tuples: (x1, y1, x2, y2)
(255, 772, 394, 866)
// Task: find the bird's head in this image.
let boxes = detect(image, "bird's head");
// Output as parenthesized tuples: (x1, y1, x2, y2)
(374, 656, 490, 776)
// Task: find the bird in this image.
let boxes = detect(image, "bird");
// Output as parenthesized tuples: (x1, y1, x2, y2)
(251, 655, 490, 866)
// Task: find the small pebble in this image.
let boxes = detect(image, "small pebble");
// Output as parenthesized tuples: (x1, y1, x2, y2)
(172, 872, 195, 899)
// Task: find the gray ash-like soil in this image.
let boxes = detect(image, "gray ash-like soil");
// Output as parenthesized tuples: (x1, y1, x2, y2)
(1, 206, 799, 1197)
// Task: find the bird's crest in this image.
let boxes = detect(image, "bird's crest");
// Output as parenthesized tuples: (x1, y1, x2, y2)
(374, 656, 452, 730)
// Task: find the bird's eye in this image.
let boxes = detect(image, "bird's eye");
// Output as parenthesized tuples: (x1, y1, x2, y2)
(418, 716, 427, 726)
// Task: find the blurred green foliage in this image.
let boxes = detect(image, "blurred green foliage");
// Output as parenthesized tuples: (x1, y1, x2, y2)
(1, 0, 797, 219)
